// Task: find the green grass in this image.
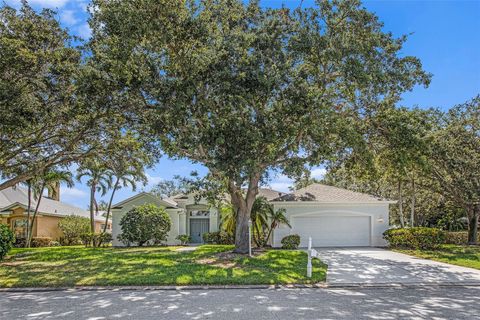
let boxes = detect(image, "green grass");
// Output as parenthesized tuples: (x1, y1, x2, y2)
(395, 244, 480, 270)
(0, 245, 326, 287)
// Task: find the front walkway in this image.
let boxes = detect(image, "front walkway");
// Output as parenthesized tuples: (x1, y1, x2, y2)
(317, 247, 480, 285)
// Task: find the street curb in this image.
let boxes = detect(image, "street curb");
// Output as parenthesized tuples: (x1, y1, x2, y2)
(2, 281, 480, 292)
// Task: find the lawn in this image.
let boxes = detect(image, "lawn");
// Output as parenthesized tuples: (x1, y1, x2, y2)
(0, 245, 326, 287)
(395, 244, 480, 270)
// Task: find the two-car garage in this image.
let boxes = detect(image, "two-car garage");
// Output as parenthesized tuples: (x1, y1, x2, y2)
(270, 184, 394, 248)
(292, 215, 372, 247)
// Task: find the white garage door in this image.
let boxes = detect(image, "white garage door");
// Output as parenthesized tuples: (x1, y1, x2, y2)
(293, 215, 371, 247)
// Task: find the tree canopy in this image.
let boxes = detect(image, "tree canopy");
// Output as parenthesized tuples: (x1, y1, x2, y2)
(91, 0, 430, 252)
(0, 1, 151, 190)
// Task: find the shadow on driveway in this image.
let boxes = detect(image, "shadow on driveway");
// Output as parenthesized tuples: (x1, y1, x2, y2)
(315, 247, 480, 284)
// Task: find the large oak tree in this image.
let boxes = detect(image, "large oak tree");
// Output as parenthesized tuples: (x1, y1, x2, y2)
(0, 1, 134, 190)
(91, 0, 429, 253)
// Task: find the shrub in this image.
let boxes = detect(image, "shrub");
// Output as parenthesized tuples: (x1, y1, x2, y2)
(444, 231, 477, 245)
(0, 224, 15, 260)
(13, 237, 26, 248)
(80, 232, 94, 247)
(80, 232, 112, 247)
(281, 234, 301, 249)
(118, 204, 172, 246)
(49, 240, 61, 247)
(31, 237, 53, 247)
(383, 227, 445, 250)
(202, 231, 234, 245)
(97, 233, 113, 247)
(176, 234, 192, 245)
(58, 215, 90, 245)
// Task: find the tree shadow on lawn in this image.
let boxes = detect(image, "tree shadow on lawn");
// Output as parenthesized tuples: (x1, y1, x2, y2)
(0, 246, 326, 287)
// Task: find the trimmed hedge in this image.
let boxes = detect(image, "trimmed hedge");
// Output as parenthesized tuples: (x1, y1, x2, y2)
(444, 231, 478, 245)
(31, 237, 53, 247)
(281, 234, 301, 249)
(383, 227, 445, 250)
(202, 231, 234, 245)
(0, 224, 15, 260)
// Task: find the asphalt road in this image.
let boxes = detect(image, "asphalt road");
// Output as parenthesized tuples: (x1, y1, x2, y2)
(1, 286, 480, 320)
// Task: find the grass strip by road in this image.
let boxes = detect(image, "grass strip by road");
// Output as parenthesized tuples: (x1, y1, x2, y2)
(0, 245, 326, 287)
(395, 244, 480, 270)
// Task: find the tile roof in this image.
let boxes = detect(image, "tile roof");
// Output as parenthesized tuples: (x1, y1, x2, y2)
(272, 183, 388, 203)
(0, 186, 106, 221)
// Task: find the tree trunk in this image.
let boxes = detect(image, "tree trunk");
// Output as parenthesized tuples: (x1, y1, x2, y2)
(0, 173, 32, 191)
(467, 204, 479, 245)
(410, 177, 415, 227)
(265, 222, 276, 246)
(90, 184, 96, 236)
(26, 184, 45, 248)
(398, 180, 405, 228)
(230, 176, 259, 254)
(25, 182, 32, 248)
(104, 178, 119, 233)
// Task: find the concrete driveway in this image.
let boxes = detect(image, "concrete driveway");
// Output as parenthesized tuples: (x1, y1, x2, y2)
(317, 247, 480, 285)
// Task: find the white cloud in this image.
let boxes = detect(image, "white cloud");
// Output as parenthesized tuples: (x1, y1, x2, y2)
(311, 168, 327, 179)
(61, 187, 87, 198)
(145, 173, 163, 188)
(6, 0, 69, 8)
(60, 9, 79, 25)
(269, 182, 292, 193)
(77, 0, 89, 12)
(269, 174, 294, 193)
(76, 23, 91, 39)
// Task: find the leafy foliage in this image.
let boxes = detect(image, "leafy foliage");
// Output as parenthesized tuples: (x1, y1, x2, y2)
(281, 234, 301, 250)
(383, 227, 445, 250)
(80, 232, 113, 248)
(444, 232, 477, 245)
(220, 196, 291, 247)
(0, 224, 14, 260)
(118, 204, 172, 246)
(0, 2, 128, 190)
(30, 237, 53, 248)
(428, 96, 480, 244)
(91, 0, 429, 253)
(176, 234, 192, 245)
(150, 176, 189, 198)
(202, 231, 234, 245)
(58, 215, 91, 246)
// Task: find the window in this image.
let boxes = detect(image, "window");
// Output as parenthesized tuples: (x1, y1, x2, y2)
(12, 219, 28, 238)
(189, 210, 209, 217)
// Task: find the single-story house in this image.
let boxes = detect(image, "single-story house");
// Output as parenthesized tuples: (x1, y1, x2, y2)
(111, 183, 394, 247)
(0, 186, 111, 240)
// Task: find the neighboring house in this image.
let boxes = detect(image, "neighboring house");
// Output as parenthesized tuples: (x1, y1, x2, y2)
(0, 186, 111, 240)
(112, 183, 394, 247)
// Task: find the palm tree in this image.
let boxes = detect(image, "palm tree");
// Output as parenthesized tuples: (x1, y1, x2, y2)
(21, 178, 34, 245)
(220, 204, 236, 236)
(250, 197, 271, 247)
(221, 197, 281, 247)
(265, 208, 291, 245)
(26, 169, 74, 247)
(76, 161, 112, 234)
(103, 165, 147, 233)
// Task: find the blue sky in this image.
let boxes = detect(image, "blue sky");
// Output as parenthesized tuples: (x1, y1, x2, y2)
(5, 0, 480, 209)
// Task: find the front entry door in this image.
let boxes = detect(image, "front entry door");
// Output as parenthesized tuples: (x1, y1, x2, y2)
(190, 219, 210, 243)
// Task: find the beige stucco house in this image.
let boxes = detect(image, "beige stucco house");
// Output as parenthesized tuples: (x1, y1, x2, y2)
(0, 186, 111, 240)
(112, 183, 394, 247)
